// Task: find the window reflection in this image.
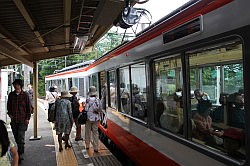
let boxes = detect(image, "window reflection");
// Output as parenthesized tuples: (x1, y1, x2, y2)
(188, 40, 245, 162)
(131, 64, 147, 121)
(154, 56, 184, 135)
(119, 67, 131, 115)
(109, 70, 117, 108)
(89, 74, 99, 97)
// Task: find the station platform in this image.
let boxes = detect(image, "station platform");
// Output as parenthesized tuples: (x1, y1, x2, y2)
(5, 99, 122, 166)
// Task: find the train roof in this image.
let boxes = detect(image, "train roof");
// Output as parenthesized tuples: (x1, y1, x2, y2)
(53, 60, 95, 74)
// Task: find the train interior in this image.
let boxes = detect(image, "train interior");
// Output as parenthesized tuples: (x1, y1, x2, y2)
(154, 39, 245, 161)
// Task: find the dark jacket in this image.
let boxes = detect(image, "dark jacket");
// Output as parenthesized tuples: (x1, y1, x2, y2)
(70, 96, 80, 119)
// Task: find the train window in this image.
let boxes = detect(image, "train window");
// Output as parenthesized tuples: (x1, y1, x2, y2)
(131, 63, 147, 121)
(100, 71, 107, 101)
(188, 40, 245, 162)
(119, 67, 131, 115)
(61, 79, 66, 91)
(45, 80, 49, 91)
(68, 78, 72, 90)
(79, 78, 85, 97)
(100, 71, 106, 87)
(154, 56, 184, 136)
(73, 77, 79, 88)
(108, 70, 117, 109)
(89, 73, 99, 97)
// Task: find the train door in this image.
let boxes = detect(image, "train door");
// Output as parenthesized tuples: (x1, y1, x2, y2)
(85, 76, 89, 97)
(78, 77, 85, 97)
(99, 71, 107, 127)
(68, 78, 72, 90)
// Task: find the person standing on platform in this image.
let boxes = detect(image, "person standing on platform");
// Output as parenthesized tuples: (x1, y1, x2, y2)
(69, 86, 83, 141)
(26, 84, 34, 114)
(45, 86, 58, 120)
(85, 86, 102, 152)
(7, 79, 32, 163)
(54, 91, 74, 152)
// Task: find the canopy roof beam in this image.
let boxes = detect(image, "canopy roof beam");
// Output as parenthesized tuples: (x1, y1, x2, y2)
(0, 25, 32, 55)
(64, 0, 72, 49)
(13, 0, 49, 52)
(0, 51, 33, 67)
(0, 32, 29, 55)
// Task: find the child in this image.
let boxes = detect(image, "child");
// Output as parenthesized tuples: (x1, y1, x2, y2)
(0, 120, 19, 165)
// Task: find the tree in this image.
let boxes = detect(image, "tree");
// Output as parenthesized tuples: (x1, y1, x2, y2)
(38, 55, 85, 96)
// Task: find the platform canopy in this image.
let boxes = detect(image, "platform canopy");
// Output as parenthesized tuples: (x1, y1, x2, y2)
(0, 0, 126, 67)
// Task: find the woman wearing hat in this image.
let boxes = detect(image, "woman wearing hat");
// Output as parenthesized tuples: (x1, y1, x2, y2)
(85, 86, 102, 152)
(54, 91, 74, 152)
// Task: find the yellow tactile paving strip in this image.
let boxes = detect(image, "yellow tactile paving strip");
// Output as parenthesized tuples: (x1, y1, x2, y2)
(50, 124, 78, 166)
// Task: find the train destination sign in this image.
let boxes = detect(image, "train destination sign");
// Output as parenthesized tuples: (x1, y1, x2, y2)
(163, 17, 202, 44)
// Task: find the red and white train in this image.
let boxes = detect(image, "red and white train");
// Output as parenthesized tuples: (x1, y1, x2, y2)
(46, 0, 249, 165)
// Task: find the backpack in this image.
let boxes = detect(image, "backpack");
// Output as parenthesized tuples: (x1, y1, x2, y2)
(48, 103, 56, 122)
(86, 98, 100, 113)
(77, 111, 87, 124)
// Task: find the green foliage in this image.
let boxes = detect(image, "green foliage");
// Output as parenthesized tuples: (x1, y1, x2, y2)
(202, 66, 217, 85)
(224, 64, 243, 92)
(38, 55, 85, 96)
(93, 31, 132, 57)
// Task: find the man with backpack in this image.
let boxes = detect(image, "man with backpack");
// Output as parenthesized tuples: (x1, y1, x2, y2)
(45, 86, 58, 120)
(69, 86, 83, 141)
(85, 86, 102, 152)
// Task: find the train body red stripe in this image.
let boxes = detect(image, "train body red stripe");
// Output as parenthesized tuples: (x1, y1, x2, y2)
(99, 119, 180, 166)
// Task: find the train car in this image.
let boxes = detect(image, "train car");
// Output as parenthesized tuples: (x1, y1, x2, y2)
(45, 60, 94, 97)
(45, 0, 250, 165)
